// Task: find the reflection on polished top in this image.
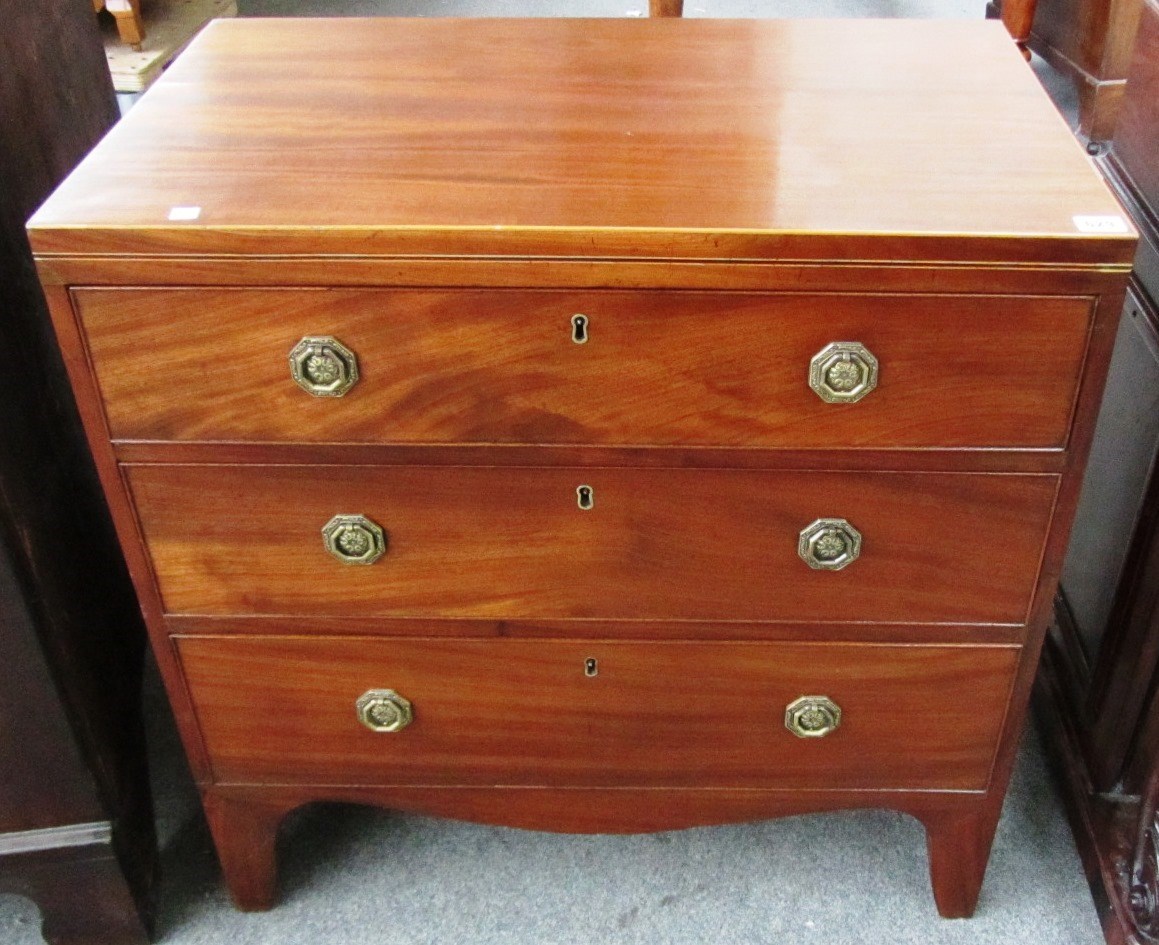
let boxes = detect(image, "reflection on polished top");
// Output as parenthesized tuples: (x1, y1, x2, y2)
(28, 16, 1135, 263)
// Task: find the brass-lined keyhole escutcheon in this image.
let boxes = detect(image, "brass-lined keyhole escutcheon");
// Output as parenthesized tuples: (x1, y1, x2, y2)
(798, 518, 862, 571)
(576, 485, 594, 510)
(356, 689, 413, 732)
(289, 336, 360, 397)
(785, 695, 841, 738)
(584, 657, 599, 677)
(322, 514, 386, 565)
(808, 341, 878, 404)
(571, 313, 589, 344)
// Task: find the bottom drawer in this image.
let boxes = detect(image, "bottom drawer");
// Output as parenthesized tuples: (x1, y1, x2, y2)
(177, 637, 1020, 791)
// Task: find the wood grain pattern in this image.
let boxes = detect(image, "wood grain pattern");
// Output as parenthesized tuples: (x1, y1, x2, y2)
(177, 637, 1019, 790)
(126, 465, 1058, 624)
(27, 18, 1134, 264)
(76, 288, 1094, 449)
(27, 16, 1139, 921)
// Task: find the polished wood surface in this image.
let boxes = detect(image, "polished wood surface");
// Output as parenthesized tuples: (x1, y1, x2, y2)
(30, 17, 1137, 922)
(178, 636, 1019, 790)
(27, 18, 1133, 264)
(127, 465, 1058, 624)
(77, 288, 1094, 449)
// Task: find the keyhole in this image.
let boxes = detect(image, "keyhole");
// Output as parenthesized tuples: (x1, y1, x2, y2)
(576, 485, 594, 510)
(585, 658, 599, 677)
(571, 313, 589, 345)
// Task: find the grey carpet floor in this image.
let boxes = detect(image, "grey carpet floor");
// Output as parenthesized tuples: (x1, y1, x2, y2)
(0, 716, 1103, 944)
(3, 2, 1098, 942)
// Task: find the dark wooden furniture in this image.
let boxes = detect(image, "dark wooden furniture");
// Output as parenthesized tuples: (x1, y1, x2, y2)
(1039, 2, 1159, 943)
(28, 17, 1134, 920)
(1022, 0, 1144, 139)
(0, 1, 155, 943)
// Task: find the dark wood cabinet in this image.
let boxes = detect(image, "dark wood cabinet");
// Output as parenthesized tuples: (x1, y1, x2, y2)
(0, 2, 156, 942)
(1024, 0, 1145, 139)
(1039, 3, 1159, 943)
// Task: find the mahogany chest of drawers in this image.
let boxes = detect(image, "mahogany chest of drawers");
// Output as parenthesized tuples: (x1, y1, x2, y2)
(28, 16, 1136, 919)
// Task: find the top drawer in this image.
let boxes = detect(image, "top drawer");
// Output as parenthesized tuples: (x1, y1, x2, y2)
(73, 289, 1092, 449)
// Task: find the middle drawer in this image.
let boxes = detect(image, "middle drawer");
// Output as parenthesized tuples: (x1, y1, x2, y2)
(127, 465, 1057, 624)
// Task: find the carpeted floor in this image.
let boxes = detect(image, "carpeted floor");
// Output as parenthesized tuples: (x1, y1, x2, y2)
(1, 2, 1100, 943)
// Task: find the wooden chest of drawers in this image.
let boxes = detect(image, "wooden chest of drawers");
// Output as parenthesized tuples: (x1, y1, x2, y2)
(28, 17, 1136, 919)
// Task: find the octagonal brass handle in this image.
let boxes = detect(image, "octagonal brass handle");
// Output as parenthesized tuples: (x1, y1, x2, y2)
(798, 518, 862, 571)
(809, 341, 878, 404)
(356, 689, 413, 733)
(322, 514, 386, 565)
(785, 695, 841, 738)
(289, 336, 360, 397)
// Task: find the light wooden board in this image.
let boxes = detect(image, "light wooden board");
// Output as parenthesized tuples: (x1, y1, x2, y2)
(103, 0, 237, 93)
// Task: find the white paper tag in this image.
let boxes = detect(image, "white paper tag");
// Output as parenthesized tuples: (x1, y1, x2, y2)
(1073, 214, 1129, 234)
(168, 206, 202, 221)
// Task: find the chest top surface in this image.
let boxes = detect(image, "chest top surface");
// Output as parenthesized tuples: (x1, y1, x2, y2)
(28, 16, 1134, 264)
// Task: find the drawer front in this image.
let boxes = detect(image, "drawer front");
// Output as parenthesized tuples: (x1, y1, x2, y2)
(177, 636, 1019, 790)
(128, 465, 1057, 623)
(76, 288, 1091, 448)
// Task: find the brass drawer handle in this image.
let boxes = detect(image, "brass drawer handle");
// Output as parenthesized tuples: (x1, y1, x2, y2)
(785, 695, 841, 738)
(356, 689, 413, 732)
(798, 518, 861, 571)
(289, 335, 360, 397)
(809, 341, 878, 403)
(783, 695, 839, 737)
(322, 514, 386, 565)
